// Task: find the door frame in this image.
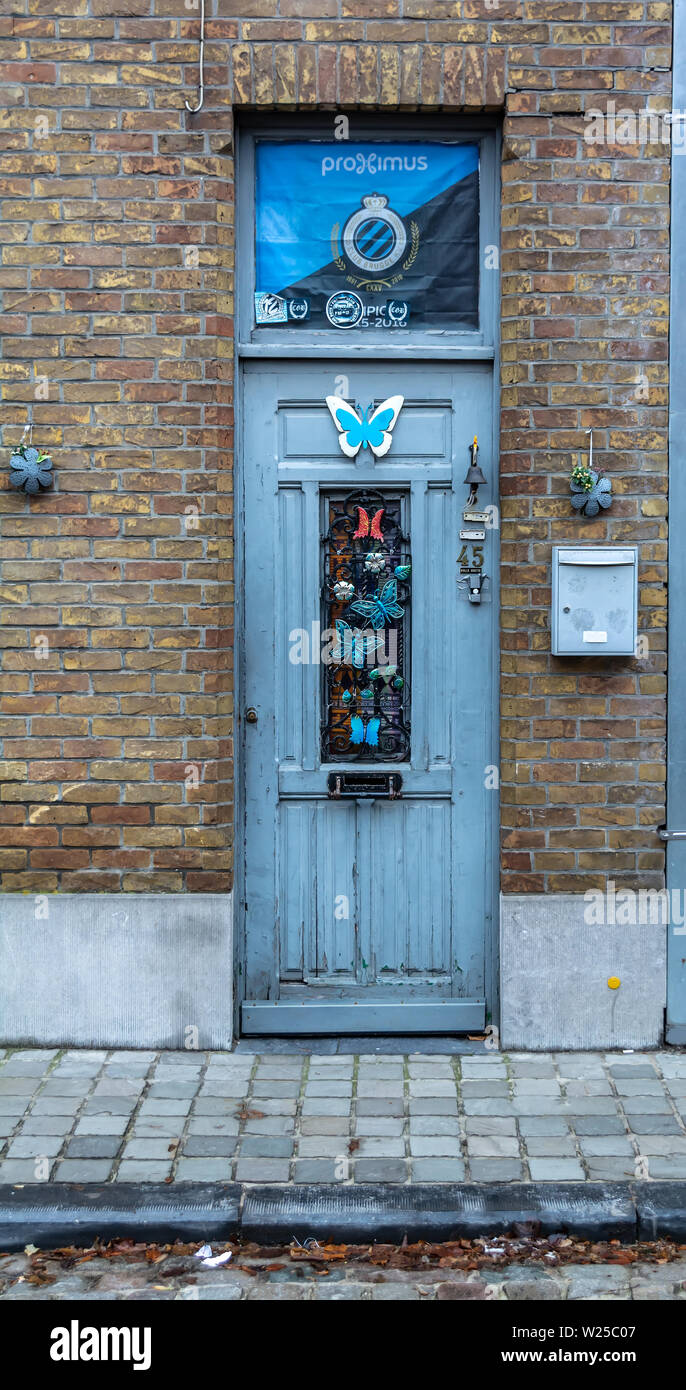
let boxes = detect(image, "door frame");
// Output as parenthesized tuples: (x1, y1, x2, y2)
(233, 115, 502, 1038)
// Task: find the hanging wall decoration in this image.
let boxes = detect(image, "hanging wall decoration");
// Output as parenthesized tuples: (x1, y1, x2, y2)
(9, 436, 54, 496)
(325, 394, 403, 458)
(322, 490, 411, 762)
(570, 429, 612, 518)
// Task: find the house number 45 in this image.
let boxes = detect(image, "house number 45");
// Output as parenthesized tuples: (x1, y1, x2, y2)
(458, 543, 484, 569)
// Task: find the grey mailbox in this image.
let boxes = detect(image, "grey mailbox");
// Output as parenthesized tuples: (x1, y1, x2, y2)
(551, 545, 638, 656)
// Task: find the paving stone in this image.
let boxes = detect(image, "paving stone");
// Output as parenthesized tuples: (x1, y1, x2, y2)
(121, 1139, 178, 1160)
(621, 1098, 671, 1114)
(627, 1135, 686, 1155)
(408, 1081, 457, 1097)
(353, 1159, 407, 1182)
(608, 1064, 657, 1079)
(572, 1115, 626, 1136)
(238, 1136, 294, 1158)
(292, 1159, 342, 1182)
(527, 1159, 586, 1180)
(578, 1137, 635, 1157)
(6, 1134, 63, 1158)
(65, 1137, 122, 1159)
(517, 1117, 570, 1137)
(563, 1265, 633, 1299)
(626, 1114, 682, 1134)
(0, 1120, 18, 1138)
(355, 1082, 402, 1098)
(462, 1099, 513, 1116)
(464, 1116, 516, 1136)
(242, 1116, 295, 1135)
(146, 1082, 198, 1099)
(174, 1159, 233, 1181)
(182, 1137, 236, 1158)
(642, 1158, 686, 1178)
(559, 1098, 617, 1114)
(466, 1136, 519, 1158)
(252, 1081, 301, 1098)
(300, 1117, 349, 1136)
(83, 1098, 138, 1116)
(561, 1081, 613, 1096)
(512, 1081, 561, 1095)
(460, 1082, 510, 1097)
(132, 1120, 185, 1139)
(187, 1117, 240, 1137)
(301, 1099, 351, 1116)
(410, 1136, 462, 1157)
(511, 1099, 567, 1115)
(509, 1063, 556, 1078)
(410, 1159, 466, 1181)
(0, 1160, 52, 1183)
(468, 1160, 524, 1181)
(92, 1079, 143, 1099)
(0, 1080, 40, 1095)
(115, 1161, 173, 1181)
(524, 1138, 578, 1157)
(55, 1160, 114, 1182)
(29, 1098, 81, 1116)
(39, 1079, 91, 1097)
(235, 1159, 291, 1182)
(16, 1116, 73, 1137)
(0, 1099, 31, 1115)
(408, 1116, 460, 1137)
(585, 1159, 637, 1180)
(297, 1136, 348, 1158)
(136, 1099, 192, 1117)
(75, 1116, 130, 1136)
(408, 1098, 457, 1116)
(614, 1080, 664, 1096)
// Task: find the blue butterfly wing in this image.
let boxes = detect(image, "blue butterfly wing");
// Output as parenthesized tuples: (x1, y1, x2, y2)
(349, 598, 377, 622)
(378, 579, 398, 605)
(349, 715, 364, 745)
(364, 718, 381, 747)
(335, 405, 365, 451)
(365, 407, 394, 450)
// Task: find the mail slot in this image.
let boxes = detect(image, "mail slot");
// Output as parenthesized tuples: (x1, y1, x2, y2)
(551, 545, 638, 656)
(327, 772, 402, 799)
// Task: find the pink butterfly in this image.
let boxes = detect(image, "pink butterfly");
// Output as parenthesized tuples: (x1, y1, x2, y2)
(353, 507, 384, 541)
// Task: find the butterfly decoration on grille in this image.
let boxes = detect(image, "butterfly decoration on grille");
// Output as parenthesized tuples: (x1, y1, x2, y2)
(332, 619, 386, 669)
(349, 577, 404, 630)
(353, 506, 384, 540)
(350, 715, 381, 747)
(325, 395, 404, 458)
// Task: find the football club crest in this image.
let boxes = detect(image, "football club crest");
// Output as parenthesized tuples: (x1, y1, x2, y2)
(325, 291, 364, 328)
(255, 291, 288, 325)
(342, 194, 407, 273)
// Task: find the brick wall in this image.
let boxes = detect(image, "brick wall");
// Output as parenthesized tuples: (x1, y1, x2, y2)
(0, 0, 671, 895)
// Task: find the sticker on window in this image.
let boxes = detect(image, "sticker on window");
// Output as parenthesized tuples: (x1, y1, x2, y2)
(255, 142, 479, 331)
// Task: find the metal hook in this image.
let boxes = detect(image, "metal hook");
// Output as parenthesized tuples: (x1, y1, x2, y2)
(185, 0, 205, 115)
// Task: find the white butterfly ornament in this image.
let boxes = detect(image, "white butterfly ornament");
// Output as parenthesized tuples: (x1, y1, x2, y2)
(325, 395, 404, 459)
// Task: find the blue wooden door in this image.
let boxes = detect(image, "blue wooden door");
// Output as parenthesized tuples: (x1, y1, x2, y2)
(240, 360, 496, 1033)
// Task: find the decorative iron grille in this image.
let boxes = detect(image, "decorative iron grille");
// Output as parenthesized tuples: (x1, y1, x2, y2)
(321, 490, 411, 762)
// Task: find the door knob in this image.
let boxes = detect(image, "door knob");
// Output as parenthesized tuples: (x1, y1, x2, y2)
(245, 707, 258, 723)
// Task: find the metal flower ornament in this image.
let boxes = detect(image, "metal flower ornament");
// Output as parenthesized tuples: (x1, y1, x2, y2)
(570, 429, 611, 518)
(10, 443, 54, 495)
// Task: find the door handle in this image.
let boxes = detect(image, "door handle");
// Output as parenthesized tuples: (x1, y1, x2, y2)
(245, 707, 258, 723)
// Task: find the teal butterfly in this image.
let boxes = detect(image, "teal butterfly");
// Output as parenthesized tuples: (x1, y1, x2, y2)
(332, 619, 385, 669)
(350, 715, 380, 747)
(325, 394, 403, 458)
(349, 578, 404, 630)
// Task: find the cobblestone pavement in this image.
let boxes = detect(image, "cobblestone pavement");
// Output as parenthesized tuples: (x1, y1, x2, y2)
(2, 1048, 686, 1185)
(2, 1248, 686, 1300)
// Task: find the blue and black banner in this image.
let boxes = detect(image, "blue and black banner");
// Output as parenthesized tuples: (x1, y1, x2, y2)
(255, 141, 480, 331)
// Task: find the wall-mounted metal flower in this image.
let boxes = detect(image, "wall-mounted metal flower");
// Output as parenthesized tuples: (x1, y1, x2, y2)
(9, 444, 54, 495)
(570, 429, 611, 518)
